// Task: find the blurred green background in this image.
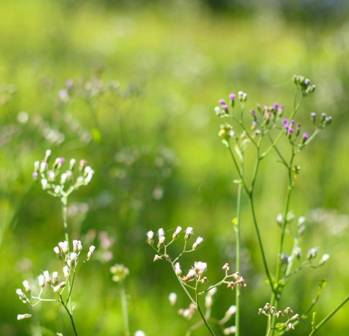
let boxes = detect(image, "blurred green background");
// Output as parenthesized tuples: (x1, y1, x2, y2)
(1, 0, 349, 335)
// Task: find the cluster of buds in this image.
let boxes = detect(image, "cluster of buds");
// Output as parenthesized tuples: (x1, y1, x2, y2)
(178, 303, 197, 320)
(32, 150, 94, 198)
(282, 118, 310, 144)
(182, 261, 208, 283)
(110, 264, 130, 283)
(293, 75, 316, 96)
(147, 226, 204, 255)
(16, 240, 96, 320)
(259, 303, 300, 332)
(214, 91, 247, 118)
(221, 263, 246, 290)
(310, 111, 333, 128)
(218, 124, 235, 143)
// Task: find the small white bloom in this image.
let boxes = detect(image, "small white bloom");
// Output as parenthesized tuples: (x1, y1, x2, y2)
(146, 230, 154, 244)
(43, 270, 51, 284)
(319, 254, 330, 265)
(17, 313, 32, 320)
(63, 265, 70, 278)
(40, 161, 48, 173)
(38, 274, 45, 287)
(16, 288, 25, 299)
(47, 170, 55, 181)
(73, 240, 83, 252)
(184, 227, 193, 239)
(22, 280, 31, 293)
(158, 228, 165, 245)
(87, 245, 96, 260)
(194, 261, 207, 275)
(168, 292, 177, 306)
(53, 246, 60, 255)
(41, 178, 49, 190)
(174, 262, 182, 276)
(134, 331, 146, 336)
(172, 226, 182, 239)
(53, 282, 66, 293)
(192, 236, 204, 250)
(52, 272, 59, 284)
(276, 214, 283, 224)
(223, 326, 237, 335)
(58, 241, 69, 254)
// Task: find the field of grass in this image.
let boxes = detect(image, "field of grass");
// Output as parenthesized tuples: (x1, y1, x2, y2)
(1, 1, 349, 335)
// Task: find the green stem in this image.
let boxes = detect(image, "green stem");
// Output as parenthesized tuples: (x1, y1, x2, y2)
(120, 283, 130, 336)
(309, 295, 349, 336)
(59, 295, 79, 336)
(61, 196, 69, 246)
(235, 183, 242, 336)
(268, 150, 295, 336)
(171, 263, 216, 336)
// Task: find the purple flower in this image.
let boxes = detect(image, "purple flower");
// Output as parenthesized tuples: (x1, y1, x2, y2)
(229, 93, 236, 102)
(282, 119, 289, 129)
(219, 99, 227, 106)
(302, 132, 309, 143)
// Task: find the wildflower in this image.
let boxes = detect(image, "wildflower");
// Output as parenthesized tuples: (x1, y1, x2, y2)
(194, 261, 207, 276)
(223, 326, 237, 335)
(192, 236, 204, 250)
(221, 305, 237, 324)
(22, 280, 31, 293)
(63, 266, 70, 278)
(319, 254, 330, 265)
(229, 92, 236, 106)
(302, 132, 310, 143)
(174, 262, 182, 276)
(178, 303, 197, 320)
(172, 226, 182, 239)
(110, 264, 129, 282)
(311, 112, 317, 123)
(147, 230, 154, 244)
(168, 292, 177, 306)
(222, 263, 230, 272)
(17, 314, 32, 320)
(307, 247, 319, 260)
(153, 254, 162, 262)
(87, 245, 96, 260)
(58, 241, 69, 254)
(184, 227, 193, 240)
(218, 124, 235, 141)
(72, 240, 83, 252)
(53, 282, 66, 292)
(205, 287, 217, 308)
(238, 91, 247, 102)
(134, 331, 146, 336)
(38, 274, 45, 287)
(16, 288, 27, 303)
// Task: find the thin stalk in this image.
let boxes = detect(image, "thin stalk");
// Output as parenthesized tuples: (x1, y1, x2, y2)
(248, 194, 275, 294)
(171, 262, 216, 336)
(234, 183, 242, 336)
(61, 196, 69, 246)
(59, 295, 79, 336)
(268, 150, 295, 336)
(309, 295, 349, 336)
(120, 283, 130, 336)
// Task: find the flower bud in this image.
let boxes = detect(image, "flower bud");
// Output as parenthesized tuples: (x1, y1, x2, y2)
(168, 292, 177, 306)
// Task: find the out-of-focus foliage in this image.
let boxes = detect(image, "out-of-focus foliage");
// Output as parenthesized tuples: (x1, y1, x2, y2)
(0, 0, 349, 335)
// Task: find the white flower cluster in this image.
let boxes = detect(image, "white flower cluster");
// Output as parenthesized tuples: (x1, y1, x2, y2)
(259, 303, 300, 332)
(16, 240, 96, 320)
(32, 149, 94, 198)
(147, 226, 203, 253)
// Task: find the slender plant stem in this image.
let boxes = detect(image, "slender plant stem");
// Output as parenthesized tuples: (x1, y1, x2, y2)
(170, 262, 216, 336)
(227, 145, 275, 294)
(248, 193, 275, 294)
(120, 283, 130, 336)
(309, 295, 349, 336)
(268, 150, 295, 336)
(59, 295, 79, 336)
(234, 183, 242, 336)
(61, 196, 69, 246)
